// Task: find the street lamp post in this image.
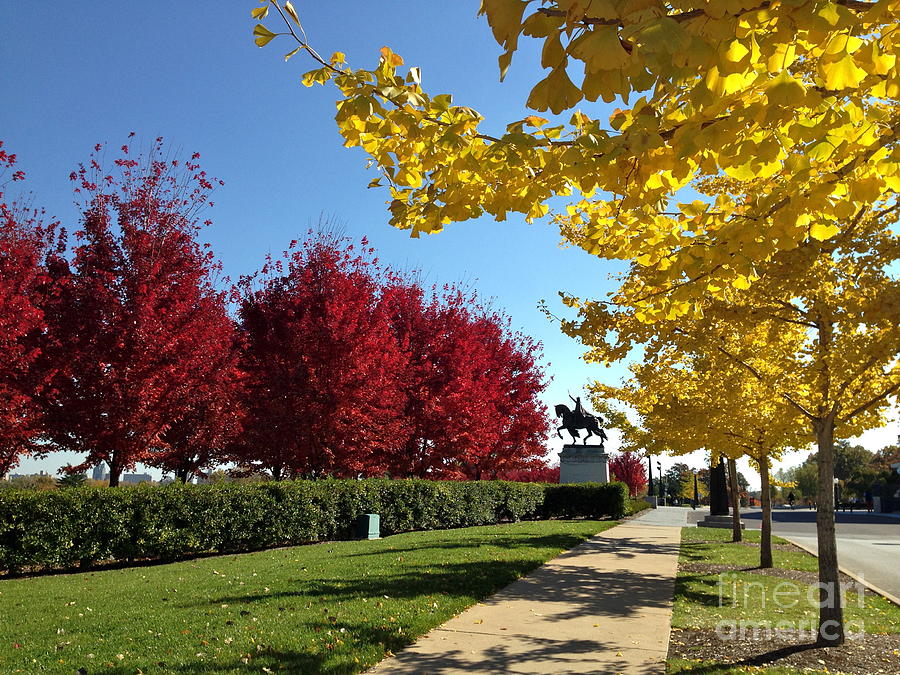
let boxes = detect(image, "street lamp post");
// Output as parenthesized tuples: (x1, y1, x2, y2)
(647, 455, 655, 497)
(834, 477, 841, 511)
(657, 461, 663, 505)
(693, 471, 700, 509)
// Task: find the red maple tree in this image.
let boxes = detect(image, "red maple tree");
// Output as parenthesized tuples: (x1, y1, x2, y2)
(41, 139, 237, 486)
(0, 142, 55, 478)
(237, 236, 550, 480)
(152, 331, 245, 483)
(455, 311, 549, 480)
(609, 451, 648, 497)
(381, 282, 549, 479)
(236, 233, 408, 479)
(498, 461, 560, 483)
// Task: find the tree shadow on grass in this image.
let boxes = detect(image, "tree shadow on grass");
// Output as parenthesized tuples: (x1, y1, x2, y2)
(90, 632, 665, 675)
(670, 643, 820, 674)
(83, 621, 426, 674)
(186, 558, 549, 608)
(673, 573, 725, 608)
(346, 532, 596, 558)
(192, 551, 680, 623)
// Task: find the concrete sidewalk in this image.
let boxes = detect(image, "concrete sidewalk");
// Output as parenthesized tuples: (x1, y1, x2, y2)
(369, 517, 681, 674)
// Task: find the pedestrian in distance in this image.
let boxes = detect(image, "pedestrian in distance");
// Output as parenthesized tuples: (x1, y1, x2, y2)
(864, 489, 874, 513)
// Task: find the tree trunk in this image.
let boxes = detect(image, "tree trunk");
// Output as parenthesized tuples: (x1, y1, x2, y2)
(107, 456, 121, 487)
(727, 457, 742, 543)
(815, 416, 844, 646)
(759, 455, 773, 568)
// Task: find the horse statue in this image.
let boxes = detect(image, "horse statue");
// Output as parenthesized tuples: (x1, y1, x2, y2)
(555, 396, 608, 447)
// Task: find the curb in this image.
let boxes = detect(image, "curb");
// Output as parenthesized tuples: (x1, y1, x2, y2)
(781, 535, 900, 608)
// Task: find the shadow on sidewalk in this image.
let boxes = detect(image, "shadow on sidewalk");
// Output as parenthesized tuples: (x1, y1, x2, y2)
(383, 633, 664, 675)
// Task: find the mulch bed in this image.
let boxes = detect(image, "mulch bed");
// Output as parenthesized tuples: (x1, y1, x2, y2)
(669, 628, 900, 674)
(680, 562, 856, 586)
(733, 540, 806, 553)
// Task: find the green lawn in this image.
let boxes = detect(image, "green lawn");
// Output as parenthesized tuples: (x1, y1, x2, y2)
(669, 527, 900, 674)
(679, 527, 818, 572)
(0, 519, 616, 674)
(673, 528, 900, 634)
(667, 659, 812, 675)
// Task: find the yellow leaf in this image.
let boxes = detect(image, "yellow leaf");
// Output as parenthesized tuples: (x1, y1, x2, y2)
(766, 44, 796, 73)
(807, 141, 836, 162)
(380, 46, 404, 67)
(809, 222, 840, 241)
(253, 24, 277, 48)
(731, 275, 751, 290)
(723, 40, 749, 62)
(283, 1, 301, 26)
(820, 55, 867, 90)
(479, 0, 528, 49)
(569, 26, 630, 72)
(765, 71, 806, 107)
(498, 51, 513, 81)
(541, 33, 566, 69)
(527, 67, 582, 114)
(250, 6, 269, 20)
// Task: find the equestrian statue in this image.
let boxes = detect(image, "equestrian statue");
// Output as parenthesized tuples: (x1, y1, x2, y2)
(555, 395, 608, 447)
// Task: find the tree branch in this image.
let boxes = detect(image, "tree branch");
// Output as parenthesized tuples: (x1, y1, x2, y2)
(537, 1, 875, 29)
(840, 379, 900, 423)
(712, 338, 818, 422)
(627, 263, 724, 304)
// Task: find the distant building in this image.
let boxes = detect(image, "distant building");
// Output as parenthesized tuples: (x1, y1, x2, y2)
(91, 463, 107, 481)
(121, 473, 152, 484)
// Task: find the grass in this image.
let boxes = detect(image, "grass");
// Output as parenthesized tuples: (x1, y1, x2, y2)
(673, 527, 900, 634)
(668, 526, 900, 674)
(679, 527, 818, 572)
(0, 519, 616, 674)
(667, 658, 811, 674)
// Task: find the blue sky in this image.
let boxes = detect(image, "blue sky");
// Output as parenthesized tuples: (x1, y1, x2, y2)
(3, 3, 894, 485)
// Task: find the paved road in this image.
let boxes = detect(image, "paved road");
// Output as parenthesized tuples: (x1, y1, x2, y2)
(740, 507, 900, 599)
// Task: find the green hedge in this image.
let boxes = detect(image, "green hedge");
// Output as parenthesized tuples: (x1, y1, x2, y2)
(543, 482, 629, 520)
(0, 479, 625, 573)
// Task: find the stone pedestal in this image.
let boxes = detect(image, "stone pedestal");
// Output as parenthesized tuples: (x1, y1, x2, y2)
(559, 444, 609, 484)
(697, 514, 745, 529)
(709, 460, 729, 516)
(644, 495, 658, 509)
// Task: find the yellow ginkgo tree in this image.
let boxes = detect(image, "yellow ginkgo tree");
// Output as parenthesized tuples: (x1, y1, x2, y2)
(596, 334, 809, 569)
(571, 208, 897, 644)
(251, 0, 898, 319)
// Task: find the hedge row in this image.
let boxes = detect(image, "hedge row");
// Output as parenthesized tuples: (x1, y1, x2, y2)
(0, 479, 627, 573)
